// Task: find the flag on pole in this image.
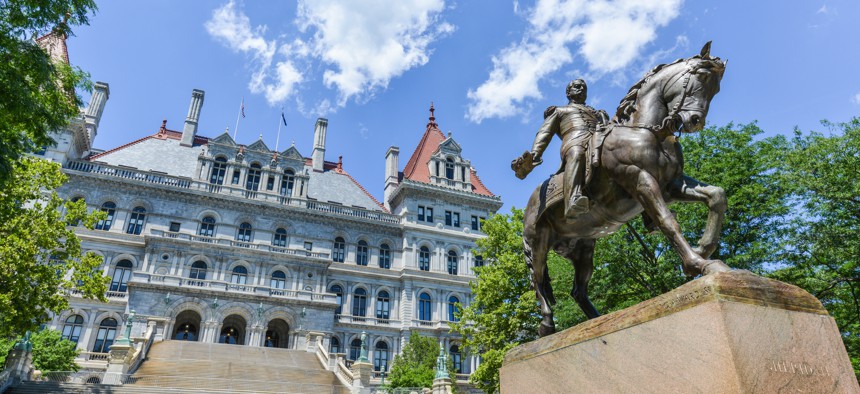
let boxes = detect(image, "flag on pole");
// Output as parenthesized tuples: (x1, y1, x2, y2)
(241, 97, 246, 118)
(281, 110, 287, 126)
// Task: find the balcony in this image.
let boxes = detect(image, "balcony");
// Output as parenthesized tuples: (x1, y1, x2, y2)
(66, 160, 399, 225)
(336, 315, 394, 326)
(139, 272, 338, 304)
(66, 288, 128, 302)
(152, 230, 331, 260)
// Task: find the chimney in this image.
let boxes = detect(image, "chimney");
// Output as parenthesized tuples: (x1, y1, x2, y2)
(312, 118, 328, 171)
(84, 81, 110, 145)
(181, 89, 205, 147)
(384, 146, 400, 211)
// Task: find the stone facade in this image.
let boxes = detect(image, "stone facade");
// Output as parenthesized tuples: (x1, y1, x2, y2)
(39, 76, 501, 383)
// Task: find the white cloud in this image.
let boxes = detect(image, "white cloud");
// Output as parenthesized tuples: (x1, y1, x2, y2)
(205, 0, 451, 109)
(466, 0, 683, 123)
(297, 0, 453, 106)
(817, 5, 828, 14)
(851, 93, 860, 105)
(205, 1, 303, 104)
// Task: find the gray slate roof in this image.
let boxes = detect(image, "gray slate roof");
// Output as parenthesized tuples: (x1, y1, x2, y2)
(89, 132, 385, 212)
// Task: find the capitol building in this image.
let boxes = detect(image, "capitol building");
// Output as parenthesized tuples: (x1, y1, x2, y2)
(35, 33, 502, 388)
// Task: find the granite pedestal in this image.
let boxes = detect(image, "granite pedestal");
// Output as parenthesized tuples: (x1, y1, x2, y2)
(500, 271, 859, 393)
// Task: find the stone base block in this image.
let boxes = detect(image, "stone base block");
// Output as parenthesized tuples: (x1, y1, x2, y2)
(500, 271, 859, 393)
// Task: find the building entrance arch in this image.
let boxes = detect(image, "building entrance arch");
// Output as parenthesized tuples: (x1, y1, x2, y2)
(219, 314, 246, 345)
(173, 310, 202, 341)
(264, 318, 290, 348)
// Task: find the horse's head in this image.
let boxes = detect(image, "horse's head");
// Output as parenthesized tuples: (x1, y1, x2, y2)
(615, 42, 726, 133)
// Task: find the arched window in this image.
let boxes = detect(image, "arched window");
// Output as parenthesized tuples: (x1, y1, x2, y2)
(474, 255, 484, 268)
(418, 293, 432, 321)
(92, 318, 118, 353)
(210, 157, 227, 185)
(448, 296, 460, 322)
(332, 237, 345, 263)
(330, 336, 341, 354)
(189, 261, 207, 280)
(450, 345, 462, 374)
(281, 169, 295, 197)
(270, 270, 286, 289)
(198, 216, 216, 237)
(126, 206, 146, 235)
(374, 341, 389, 372)
(246, 163, 262, 191)
(419, 246, 430, 271)
(376, 291, 390, 320)
(95, 202, 116, 231)
(61, 315, 84, 343)
(231, 266, 248, 285)
(447, 250, 458, 275)
(352, 288, 367, 316)
(356, 240, 368, 266)
(330, 285, 344, 315)
(379, 243, 391, 269)
(349, 338, 362, 361)
(273, 228, 288, 247)
(110, 260, 133, 292)
(236, 222, 253, 243)
(445, 158, 455, 180)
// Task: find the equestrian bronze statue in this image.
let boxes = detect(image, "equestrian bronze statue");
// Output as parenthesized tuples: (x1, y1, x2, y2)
(512, 42, 729, 337)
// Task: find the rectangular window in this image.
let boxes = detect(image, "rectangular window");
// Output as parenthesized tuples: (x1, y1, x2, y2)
(266, 176, 275, 191)
(426, 207, 434, 223)
(445, 211, 452, 226)
(169, 222, 181, 232)
(471, 216, 479, 231)
(453, 212, 460, 227)
(418, 206, 425, 221)
(231, 169, 241, 184)
(304, 242, 313, 251)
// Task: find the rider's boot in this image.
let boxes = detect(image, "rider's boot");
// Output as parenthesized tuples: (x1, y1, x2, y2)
(564, 147, 589, 221)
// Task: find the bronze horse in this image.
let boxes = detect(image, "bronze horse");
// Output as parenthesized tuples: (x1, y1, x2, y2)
(522, 43, 730, 337)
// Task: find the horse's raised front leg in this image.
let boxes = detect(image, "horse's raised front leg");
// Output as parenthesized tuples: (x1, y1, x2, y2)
(634, 172, 730, 276)
(523, 224, 556, 337)
(668, 175, 727, 259)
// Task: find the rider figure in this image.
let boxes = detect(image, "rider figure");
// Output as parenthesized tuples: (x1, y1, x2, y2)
(530, 79, 609, 220)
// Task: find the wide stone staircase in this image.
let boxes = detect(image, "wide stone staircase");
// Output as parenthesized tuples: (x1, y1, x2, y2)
(8, 341, 351, 394)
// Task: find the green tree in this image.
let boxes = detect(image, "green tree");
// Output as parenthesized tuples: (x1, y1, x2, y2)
(0, 0, 97, 183)
(386, 331, 456, 390)
(0, 156, 108, 338)
(768, 119, 860, 378)
(0, 329, 79, 371)
(453, 123, 792, 392)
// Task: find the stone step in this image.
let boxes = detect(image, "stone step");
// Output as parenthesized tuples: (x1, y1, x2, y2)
(7, 381, 350, 394)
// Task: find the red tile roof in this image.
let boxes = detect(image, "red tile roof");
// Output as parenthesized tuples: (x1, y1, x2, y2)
(401, 104, 495, 197)
(36, 30, 70, 65)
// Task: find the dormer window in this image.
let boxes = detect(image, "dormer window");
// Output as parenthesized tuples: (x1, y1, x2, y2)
(445, 158, 455, 180)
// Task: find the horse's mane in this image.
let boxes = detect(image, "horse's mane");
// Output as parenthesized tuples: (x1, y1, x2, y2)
(612, 58, 685, 124)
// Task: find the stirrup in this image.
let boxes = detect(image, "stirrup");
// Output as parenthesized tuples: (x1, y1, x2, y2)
(565, 196, 590, 219)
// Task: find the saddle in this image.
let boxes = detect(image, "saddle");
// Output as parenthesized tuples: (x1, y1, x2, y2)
(534, 124, 614, 220)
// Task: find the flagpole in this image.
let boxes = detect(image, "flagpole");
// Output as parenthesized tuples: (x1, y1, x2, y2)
(233, 97, 243, 140)
(275, 107, 283, 151)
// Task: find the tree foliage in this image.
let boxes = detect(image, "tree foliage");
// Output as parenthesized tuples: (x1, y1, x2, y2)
(0, 329, 79, 371)
(0, 156, 108, 338)
(386, 331, 455, 390)
(452, 123, 793, 392)
(767, 119, 860, 378)
(0, 0, 97, 183)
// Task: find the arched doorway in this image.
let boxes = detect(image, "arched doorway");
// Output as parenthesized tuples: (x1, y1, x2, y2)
(219, 314, 246, 345)
(173, 310, 202, 341)
(264, 318, 290, 348)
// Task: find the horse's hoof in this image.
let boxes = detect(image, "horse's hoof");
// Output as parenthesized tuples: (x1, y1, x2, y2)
(701, 260, 730, 275)
(538, 323, 556, 337)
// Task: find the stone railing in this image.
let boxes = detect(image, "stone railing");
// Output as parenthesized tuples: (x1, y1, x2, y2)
(140, 272, 337, 304)
(66, 288, 128, 302)
(127, 323, 156, 374)
(337, 315, 394, 326)
(66, 160, 399, 225)
(152, 230, 331, 259)
(78, 352, 110, 363)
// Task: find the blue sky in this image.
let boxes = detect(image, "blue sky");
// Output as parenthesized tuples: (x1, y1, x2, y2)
(69, 0, 860, 210)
